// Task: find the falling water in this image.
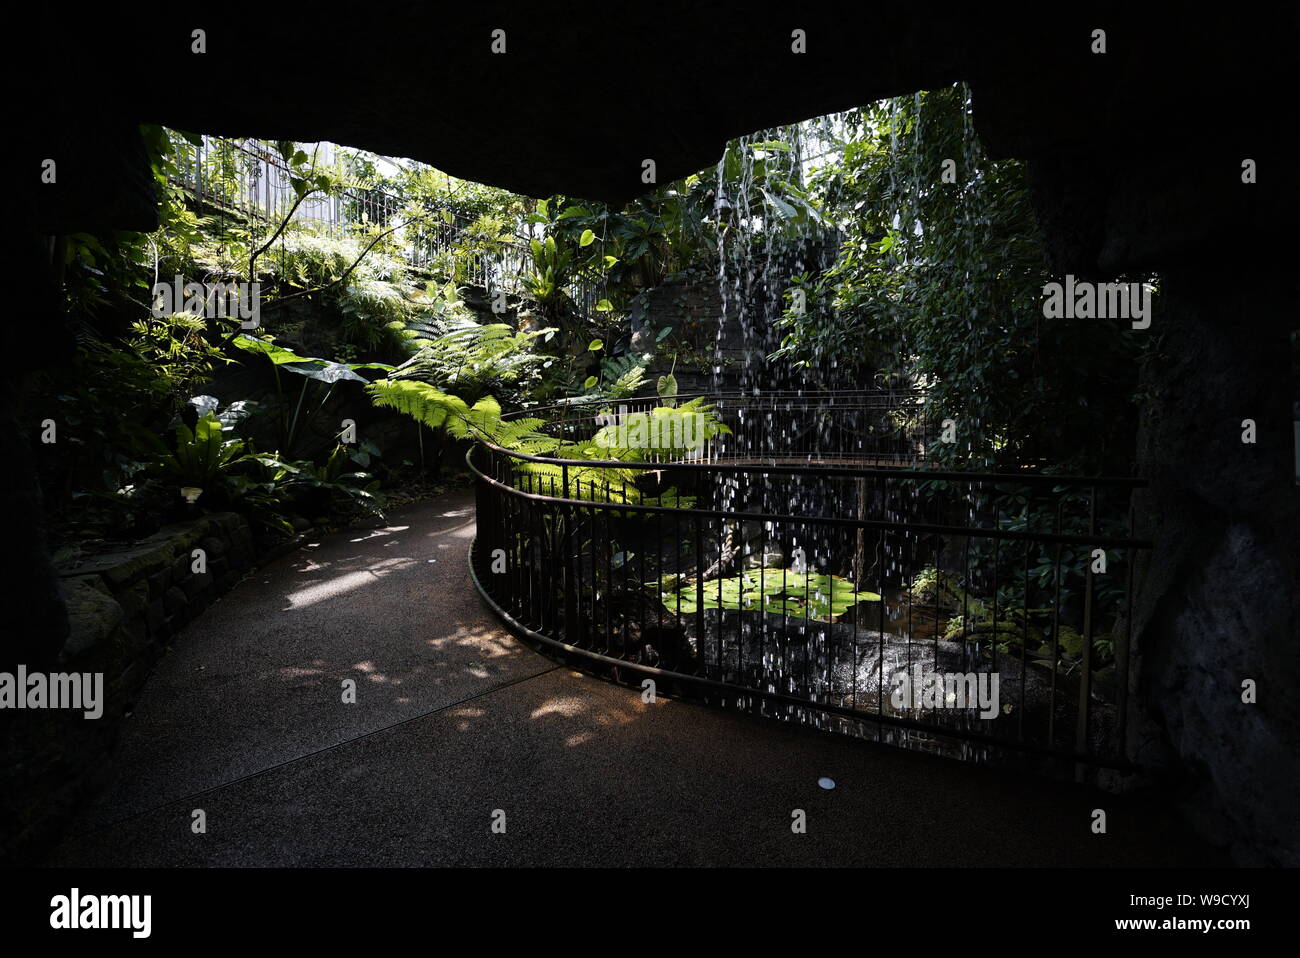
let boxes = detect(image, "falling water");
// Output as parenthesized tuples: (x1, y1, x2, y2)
(691, 92, 1008, 762)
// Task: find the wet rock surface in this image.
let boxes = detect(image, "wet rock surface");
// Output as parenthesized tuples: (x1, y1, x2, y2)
(1, 513, 261, 865)
(25, 7, 1298, 864)
(677, 609, 1117, 760)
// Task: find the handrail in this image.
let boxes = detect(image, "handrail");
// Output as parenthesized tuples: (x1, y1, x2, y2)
(466, 545, 1140, 772)
(483, 391, 1147, 488)
(466, 445, 1152, 548)
(468, 390, 1150, 773)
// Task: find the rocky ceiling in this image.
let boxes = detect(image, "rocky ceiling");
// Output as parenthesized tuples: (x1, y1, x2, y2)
(34, 5, 1296, 272)
(20, 4, 1300, 864)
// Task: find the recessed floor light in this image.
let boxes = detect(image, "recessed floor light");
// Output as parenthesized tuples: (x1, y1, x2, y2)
(818, 777, 835, 790)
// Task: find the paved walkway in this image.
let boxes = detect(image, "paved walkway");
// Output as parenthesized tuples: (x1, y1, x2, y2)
(46, 491, 1220, 867)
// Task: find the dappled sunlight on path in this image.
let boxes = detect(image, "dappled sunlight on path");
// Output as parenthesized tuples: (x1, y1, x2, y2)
(44, 490, 1220, 868)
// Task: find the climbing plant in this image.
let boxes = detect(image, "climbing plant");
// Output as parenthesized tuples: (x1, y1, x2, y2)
(773, 87, 1145, 474)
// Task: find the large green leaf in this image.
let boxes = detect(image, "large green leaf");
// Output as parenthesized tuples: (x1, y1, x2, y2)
(233, 335, 313, 365)
(234, 334, 392, 382)
(280, 361, 369, 384)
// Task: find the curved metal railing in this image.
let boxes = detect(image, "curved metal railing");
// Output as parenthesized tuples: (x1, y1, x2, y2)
(468, 391, 1148, 772)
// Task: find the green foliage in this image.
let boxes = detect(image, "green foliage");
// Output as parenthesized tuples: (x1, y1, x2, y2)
(715, 134, 825, 236)
(148, 412, 261, 487)
(942, 604, 1115, 673)
(42, 129, 427, 543)
(513, 462, 694, 510)
(590, 397, 730, 457)
(383, 285, 554, 405)
(135, 401, 385, 535)
(237, 230, 422, 356)
(772, 89, 1144, 473)
(656, 373, 678, 406)
(234, 444, 385, 529)
(661, 568, 880, 620)
(367, 377, 728, 508)
(127, 310, 231, 403)
(61, 127, 208, 323)
(581, 353, 647, 400)
(232, 333, 392, 456)
(530, 183, 717, 309)
(231, 333, 392, 382)
(942, 611, 1042, 651)
(908, 566, 986, 617)
(365, 379, 545, 447)
(525, 235, 576, 312)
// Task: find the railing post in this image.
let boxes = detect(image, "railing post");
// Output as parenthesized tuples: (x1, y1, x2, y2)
(1116, 500, 1137, 760)
(465, 394, 1148, 772)
(1076, 485, 1099, 769)
(561, 463, 577, 645)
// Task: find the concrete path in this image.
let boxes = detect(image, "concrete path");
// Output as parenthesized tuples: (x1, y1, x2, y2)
(45, 491, 1220, 867)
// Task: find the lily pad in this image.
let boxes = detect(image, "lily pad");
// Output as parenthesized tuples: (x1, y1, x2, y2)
(661, 568, 879, 621)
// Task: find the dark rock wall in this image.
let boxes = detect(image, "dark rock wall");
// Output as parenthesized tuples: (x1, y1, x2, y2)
(1, 513, 257, 865)
(627, 279, 734, 395)
(23, 5, 1300, 862)
(1127, 272, 1299, 864)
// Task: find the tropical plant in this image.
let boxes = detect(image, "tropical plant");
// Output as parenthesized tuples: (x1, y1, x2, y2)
(231, 333, 392, 455)
(524, 234, 577, 318)
(126, 309, 231, 403)
(590, 397, 729, 458)
(134, 395, 384, 534)
(772, 88, 1144, 473)
(147, 411, 263, 488)
(233, 444, 384, 527)
(383, 283, 555, 405)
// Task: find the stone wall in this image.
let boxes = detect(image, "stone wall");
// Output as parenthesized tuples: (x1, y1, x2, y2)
(29, 5, 1298, 865)
(0, 512, 258, 865)
(1125, 271, 1300, 866)
(629, 278, 743, 395)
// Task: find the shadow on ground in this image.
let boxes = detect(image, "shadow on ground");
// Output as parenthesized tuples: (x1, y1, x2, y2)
(44, 490, 1225, 867)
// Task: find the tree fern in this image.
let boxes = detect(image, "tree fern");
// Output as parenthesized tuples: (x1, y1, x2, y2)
(600, 354, 647, 398)
(386, 311, 554, 405)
